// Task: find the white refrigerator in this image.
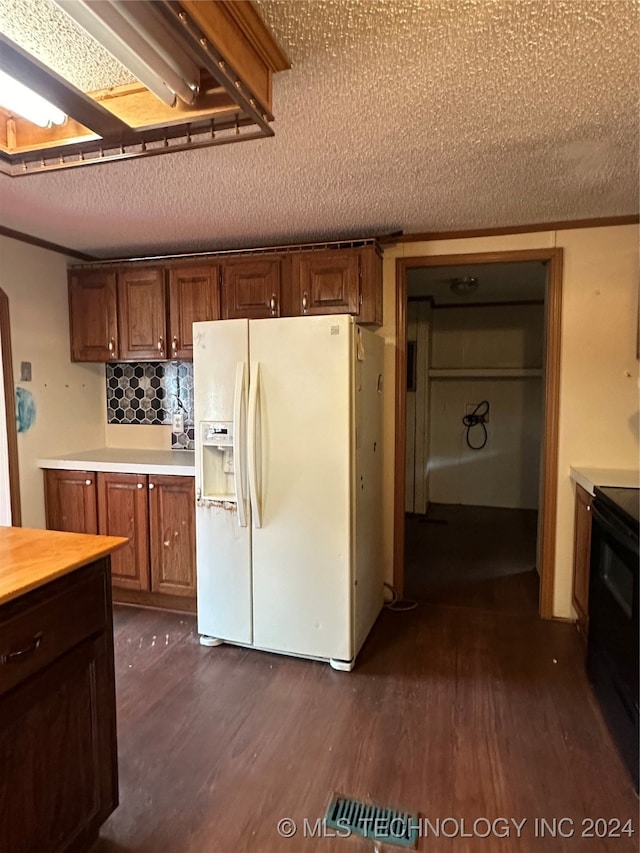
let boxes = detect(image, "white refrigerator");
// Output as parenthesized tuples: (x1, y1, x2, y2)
(193, 314, 384, 670)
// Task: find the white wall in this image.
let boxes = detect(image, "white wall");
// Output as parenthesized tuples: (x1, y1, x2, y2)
(428, 303, 544, 509)
(430, 304, 544, 369)
(380, 225, 640, 618)
(429, 377, 542, 508)
(0, 236, 104, 528)
(104, 422, 173, 449)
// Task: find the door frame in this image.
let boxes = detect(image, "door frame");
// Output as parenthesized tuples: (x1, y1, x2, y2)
(394, 248, 563, 619)
(0, 287, 20, 525)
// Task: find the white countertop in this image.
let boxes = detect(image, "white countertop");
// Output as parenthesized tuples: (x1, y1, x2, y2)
(38, 448, 195, 476)
(570, 466, 639, 496)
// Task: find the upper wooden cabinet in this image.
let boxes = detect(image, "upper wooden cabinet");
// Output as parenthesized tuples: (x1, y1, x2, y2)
(169, 264, 220, 359)
(293, 250, 359, 316)
(292, 245, 382, 325)
(117, 267, 167, 361)
(359, 245, 383, 326)
(68, 270, 118, 362)
(221, 257, 283, 319)
(68, 242, 383, 362)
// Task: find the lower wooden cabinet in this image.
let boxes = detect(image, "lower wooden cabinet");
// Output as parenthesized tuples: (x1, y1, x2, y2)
(97, 472, 150, 592)
(43, 469, 196, 612)
(149, 475, 197, 597)
(572, 482, 593, 637)
(0, 560, 118, 853)
(44, 469, 98, 534)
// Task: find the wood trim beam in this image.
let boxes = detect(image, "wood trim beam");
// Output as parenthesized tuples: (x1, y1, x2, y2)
(394, 259, 407, 597)
(221, 1, 291, 72)
(0, 34, 131, 139)
(383, 215, 639, 244)
(539, 248, 563, 619)
(394, 248, 564, 619)
(0, 287, 20, 525)
(0, 226, 96, 261)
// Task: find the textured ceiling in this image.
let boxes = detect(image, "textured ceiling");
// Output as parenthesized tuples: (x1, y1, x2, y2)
(0, 0, 637, 258)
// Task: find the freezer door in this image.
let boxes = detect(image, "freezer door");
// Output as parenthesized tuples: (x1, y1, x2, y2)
(249, 315, 353, 661)
(193, 320, 253, 644)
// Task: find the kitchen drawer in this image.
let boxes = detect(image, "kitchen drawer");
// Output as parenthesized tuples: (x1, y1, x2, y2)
(0, 567, 107, 696)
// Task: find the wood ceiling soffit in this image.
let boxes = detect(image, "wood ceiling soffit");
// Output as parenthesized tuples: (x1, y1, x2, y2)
(0, 0, 289, 175)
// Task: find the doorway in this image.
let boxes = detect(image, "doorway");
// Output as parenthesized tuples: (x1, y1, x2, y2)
(394, 249, 563, 619)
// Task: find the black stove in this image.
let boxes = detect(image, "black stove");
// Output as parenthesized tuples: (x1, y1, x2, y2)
(594, 486, 640, 533)
(588, 484, 639, 791)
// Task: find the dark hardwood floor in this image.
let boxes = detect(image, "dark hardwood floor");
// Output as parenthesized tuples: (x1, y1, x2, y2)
(405, 504, 540, 614)
(92, 602, 637, 852)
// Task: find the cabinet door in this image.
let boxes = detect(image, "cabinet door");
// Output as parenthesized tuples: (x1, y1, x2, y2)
(44, 469, 98, 534)
(68, 269, 118, 362)
(117, 267, 167, 360)
(97, 472, 150, 591)
(169, 265, 220, 359)
(222, 257, 282, 319)
(293, 250, 359, 316)
(148, 476, 196, 598)
(0, 635, 117, 853)
(358, 245, 383, 326)
(572, 483, 592, 636)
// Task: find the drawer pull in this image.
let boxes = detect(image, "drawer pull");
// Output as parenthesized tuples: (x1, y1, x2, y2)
(2, 633, 43, 664)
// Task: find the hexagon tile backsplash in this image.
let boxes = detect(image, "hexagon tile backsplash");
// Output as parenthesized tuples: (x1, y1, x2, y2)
(106, 362, 195, 450)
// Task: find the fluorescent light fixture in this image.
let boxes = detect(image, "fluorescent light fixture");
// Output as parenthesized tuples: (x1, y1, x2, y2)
(54, 0, 200, 108)
(0, 68, 67, 127)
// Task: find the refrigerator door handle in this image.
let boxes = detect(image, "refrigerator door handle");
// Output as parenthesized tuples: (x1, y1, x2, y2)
(247, 361, 263, 528)
(233, 361, 248, 528)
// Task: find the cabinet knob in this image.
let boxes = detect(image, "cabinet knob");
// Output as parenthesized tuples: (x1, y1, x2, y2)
(157, 336, 164, 353)
(171, 336, 178, 352)
(302, 291, 309, 313)
(137, 483, 144, 489)
(148, 483, 155, 490)
(108, 338, 115, 356)
(587, 505, 591, 512)
(85, 479, 92, 486)
(269, 294, 278, 316)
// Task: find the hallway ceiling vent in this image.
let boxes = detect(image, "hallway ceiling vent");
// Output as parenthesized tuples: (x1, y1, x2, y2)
(449, 276, 479, 296)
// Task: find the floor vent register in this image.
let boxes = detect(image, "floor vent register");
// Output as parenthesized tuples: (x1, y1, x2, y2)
(325, 794, 418, 848)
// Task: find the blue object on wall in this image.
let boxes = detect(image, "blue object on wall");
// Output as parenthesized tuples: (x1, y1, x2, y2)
(15, 386, 36, 433)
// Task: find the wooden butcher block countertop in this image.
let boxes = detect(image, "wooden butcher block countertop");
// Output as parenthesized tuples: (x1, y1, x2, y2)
(0, 526, 127, 605)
